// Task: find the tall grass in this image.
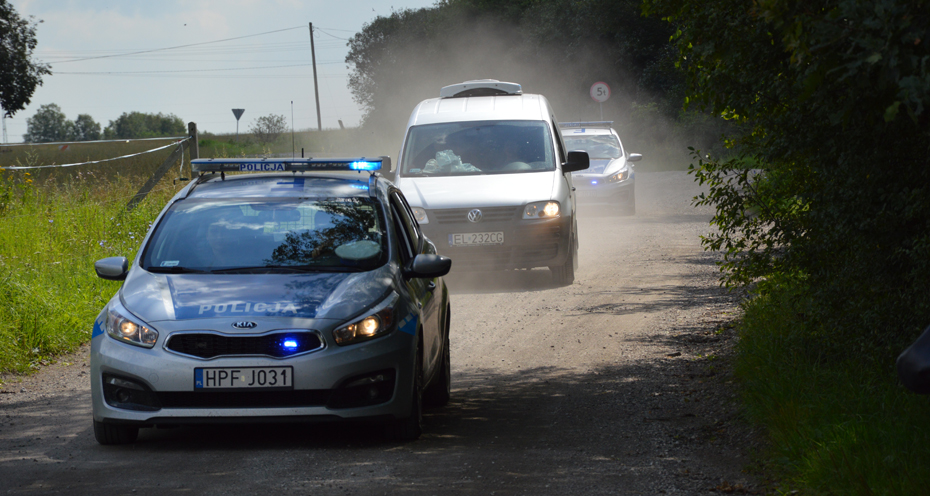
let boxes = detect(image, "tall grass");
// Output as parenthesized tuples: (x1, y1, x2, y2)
(0, 145, 183, 373)
(736, 280, 930, 494)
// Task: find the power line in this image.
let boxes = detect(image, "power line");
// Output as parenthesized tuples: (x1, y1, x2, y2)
(52, 26, 308, 64)
(56, 63, 318, 75)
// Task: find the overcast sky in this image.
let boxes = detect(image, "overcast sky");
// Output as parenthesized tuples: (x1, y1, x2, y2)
(4, 0, 438, 142)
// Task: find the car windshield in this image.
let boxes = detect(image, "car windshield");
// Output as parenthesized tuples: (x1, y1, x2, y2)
(141, 197, 386, 272)
(563, 134, 623, 160)
(401, 120, 555, 177)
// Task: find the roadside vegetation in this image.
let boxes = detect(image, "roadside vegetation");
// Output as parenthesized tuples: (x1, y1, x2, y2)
(640, 0, 930, 493)
(0, 148, 181, 373)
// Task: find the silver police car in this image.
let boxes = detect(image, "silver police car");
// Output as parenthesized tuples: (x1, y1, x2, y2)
(560, 122, 641, 215)
(90, 157, 451, 444)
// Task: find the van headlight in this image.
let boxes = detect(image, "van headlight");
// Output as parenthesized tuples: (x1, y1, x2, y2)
(333, 293, 399, 346)
(411, 207, 429, 225)
(105, 301, 158, 348)
(523, 201, 560, 219)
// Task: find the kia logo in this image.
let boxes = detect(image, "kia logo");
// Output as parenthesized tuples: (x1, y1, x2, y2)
(232, 321, 257, 329)
(467, 209, 483, 223)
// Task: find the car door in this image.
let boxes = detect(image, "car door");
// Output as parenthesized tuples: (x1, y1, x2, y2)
(389, 190, 442, 376)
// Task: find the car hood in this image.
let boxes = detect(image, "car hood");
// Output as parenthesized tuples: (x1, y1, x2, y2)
(398, 172, 557, 209)
(573, 158, 625, 177)
(119, 265, 395, 323)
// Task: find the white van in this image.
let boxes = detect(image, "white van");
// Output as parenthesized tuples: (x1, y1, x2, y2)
(393, 80, 589, 285)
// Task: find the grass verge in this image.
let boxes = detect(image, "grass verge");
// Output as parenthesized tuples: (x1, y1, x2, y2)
(736, 281, 930, 494)
(0, 161, 181, 374)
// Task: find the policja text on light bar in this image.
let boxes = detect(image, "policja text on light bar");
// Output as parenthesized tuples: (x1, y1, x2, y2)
(190, 157, 390, 173)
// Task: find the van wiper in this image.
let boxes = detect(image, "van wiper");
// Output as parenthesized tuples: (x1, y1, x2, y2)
(146, 266, 208, 274)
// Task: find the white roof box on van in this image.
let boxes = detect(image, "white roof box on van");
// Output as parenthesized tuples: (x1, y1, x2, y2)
(439, 80, 522, 98)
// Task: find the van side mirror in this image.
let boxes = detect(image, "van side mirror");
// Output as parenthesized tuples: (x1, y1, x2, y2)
(562, 151, 589, 173)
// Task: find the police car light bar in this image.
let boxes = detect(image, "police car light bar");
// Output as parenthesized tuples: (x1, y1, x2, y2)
(190, 156, 391, 173)
(559, 121, 614, 129)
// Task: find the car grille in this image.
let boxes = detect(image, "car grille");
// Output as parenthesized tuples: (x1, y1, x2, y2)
(157, 390, 331, 408)
(166, 331, 323, 359)
(431, 206, 521, 224)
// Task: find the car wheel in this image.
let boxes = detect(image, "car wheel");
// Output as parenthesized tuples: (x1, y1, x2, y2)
(550, 241, 575, 286)
(621, 189, 636, 216)
(384, 340, 424, 441)
(424, 310, 451, 408)
(93, 420, 139, 445)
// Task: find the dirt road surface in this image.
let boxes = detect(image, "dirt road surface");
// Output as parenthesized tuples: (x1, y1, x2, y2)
(0, 171, 759, 495)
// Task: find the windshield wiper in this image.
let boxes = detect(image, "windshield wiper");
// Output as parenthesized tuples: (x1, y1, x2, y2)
(146, 266, 208, 274)
(210, 265, 363, 274)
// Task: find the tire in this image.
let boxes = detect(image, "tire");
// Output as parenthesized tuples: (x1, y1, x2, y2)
(424, 311, 451, 408)
(384, 340, 424, 442)
(550, 240, 575, 286)
(93, 420, 139, 445)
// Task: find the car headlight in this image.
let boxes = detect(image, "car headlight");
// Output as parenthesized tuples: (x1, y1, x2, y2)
(105, 301, 158, 348)
(523, 201, 560, 219)
(411, 207, 429, 225)
(607, 169, 629, 183)
(333, 293, 398, 346)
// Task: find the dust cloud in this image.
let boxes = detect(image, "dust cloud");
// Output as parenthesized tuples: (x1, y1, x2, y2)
(341, 16, 700, 171)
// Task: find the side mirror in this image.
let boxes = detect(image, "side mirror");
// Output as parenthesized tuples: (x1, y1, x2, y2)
(628, 153, 643, 163)
(562, 150, 589, 173)
(95, 257, 129, 281)
(404, 254, 452, 279)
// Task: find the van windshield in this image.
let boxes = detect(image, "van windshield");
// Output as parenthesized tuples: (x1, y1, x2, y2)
(401, 121, 555, 177)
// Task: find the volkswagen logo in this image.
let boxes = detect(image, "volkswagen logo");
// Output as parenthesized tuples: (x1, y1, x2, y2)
(467, 209, 483, 223)
(232, 321, 257, 329)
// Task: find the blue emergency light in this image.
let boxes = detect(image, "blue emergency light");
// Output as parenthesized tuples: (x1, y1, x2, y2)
(190, 156, 390, 174)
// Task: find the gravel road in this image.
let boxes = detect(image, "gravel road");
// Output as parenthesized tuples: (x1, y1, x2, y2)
(0, 171, 759, 495)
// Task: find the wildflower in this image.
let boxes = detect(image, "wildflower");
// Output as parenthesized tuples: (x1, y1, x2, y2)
(48, 219, 53, 223)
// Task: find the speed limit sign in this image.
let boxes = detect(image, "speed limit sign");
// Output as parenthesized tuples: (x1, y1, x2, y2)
(590, 82, 611, 103)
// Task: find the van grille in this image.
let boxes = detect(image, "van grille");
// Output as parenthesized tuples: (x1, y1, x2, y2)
(432, 206, 520, 224)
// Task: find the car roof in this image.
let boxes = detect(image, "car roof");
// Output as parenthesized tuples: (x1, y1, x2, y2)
(187, 173, 375, 199)
(406, 93, 551, 127)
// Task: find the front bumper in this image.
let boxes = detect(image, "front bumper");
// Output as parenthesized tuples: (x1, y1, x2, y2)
(419, 207, 572, 270)
(91, 324, 416, 426)
(574, 174, 635, 207)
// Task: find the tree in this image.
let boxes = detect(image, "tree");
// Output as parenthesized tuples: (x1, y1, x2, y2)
(72, 114, 100, 141)
(102, 111, 185, 139)
(0, 0, 51, 117)
(642, 0, 930, 354)
(23, 103, 72, 142)
(248, 114, 287, 144)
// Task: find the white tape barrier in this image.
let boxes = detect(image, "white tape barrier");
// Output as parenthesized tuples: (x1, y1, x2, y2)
(2, 139, 189, 170)
(0, 136, 189, 148)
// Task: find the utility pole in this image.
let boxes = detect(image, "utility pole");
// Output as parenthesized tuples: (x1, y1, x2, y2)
(309, 22, 322, 131)
(1, 105, 7, 144)
(291, 100, 295, 158)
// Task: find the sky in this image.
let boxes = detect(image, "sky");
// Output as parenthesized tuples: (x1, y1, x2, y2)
(3, 0, 439, 142)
